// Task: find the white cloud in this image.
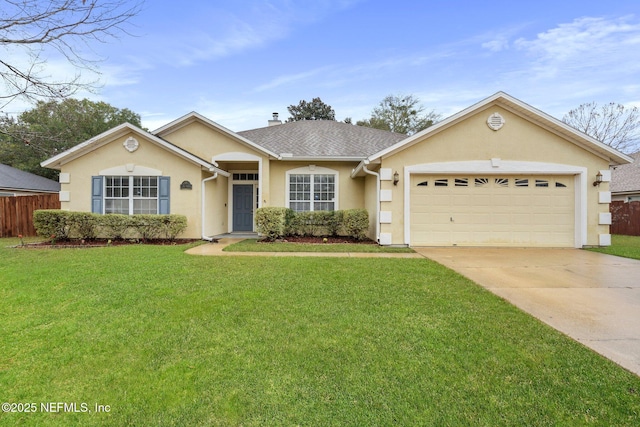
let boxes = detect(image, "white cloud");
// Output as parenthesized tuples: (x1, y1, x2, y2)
(514, 16, 640, 72)
(253, 66, 336, 92)
(139, 1, 364, 68)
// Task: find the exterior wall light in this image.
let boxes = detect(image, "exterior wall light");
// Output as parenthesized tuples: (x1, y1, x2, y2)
(593, 171, 603, 187)
(393, 171, 400, 186)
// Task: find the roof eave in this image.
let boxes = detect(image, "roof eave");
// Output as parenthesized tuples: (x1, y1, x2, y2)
(279, 155, 365, 162)
(611, 189, 640, 195)
(0, 187, 59, 193)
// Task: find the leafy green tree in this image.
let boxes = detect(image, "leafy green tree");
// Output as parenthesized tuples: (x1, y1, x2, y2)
(562, 102, 640, 153)
(0, 98, 141, 179)
(357, 94, 440, 135)
(286, 97, 336, 122)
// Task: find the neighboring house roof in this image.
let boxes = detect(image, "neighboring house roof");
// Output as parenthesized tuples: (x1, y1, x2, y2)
(0, 163, 60, 193)
(41, 122, 229, 176)
(237, 120, 407, 159)
(363, 91, 633, 166)
(611, 151, 640, 194)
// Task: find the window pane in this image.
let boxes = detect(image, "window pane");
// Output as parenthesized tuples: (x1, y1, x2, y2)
(105, 199, 129, 214)
(134, 199, 158, 214)
(290, 201, 310, 212)
(105, 176, 130, 214)
(313, 174, 335, 210)
(314, 202, 335, 211)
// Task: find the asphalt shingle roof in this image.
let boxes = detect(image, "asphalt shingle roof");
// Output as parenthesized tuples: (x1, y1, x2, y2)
(0, 163, 60, 193)
(237, 120, 407, 158)
(611, 151, 640, 193)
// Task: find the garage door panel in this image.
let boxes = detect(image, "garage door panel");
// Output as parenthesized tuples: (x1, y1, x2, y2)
(410, 174, 575, 247)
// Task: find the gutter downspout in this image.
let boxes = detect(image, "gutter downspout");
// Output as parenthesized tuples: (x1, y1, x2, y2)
(201, 171, 219, 241)
(362, 162, 380, 243)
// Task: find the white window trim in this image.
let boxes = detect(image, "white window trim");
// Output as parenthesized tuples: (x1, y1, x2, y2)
(403, 160, 587, 248)
(104, 175, 159, 215)
(285, 166, 339, 212)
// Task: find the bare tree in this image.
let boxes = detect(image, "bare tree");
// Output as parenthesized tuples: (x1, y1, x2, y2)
(562, 102, 640, 153)
(0, 0, 143, 110)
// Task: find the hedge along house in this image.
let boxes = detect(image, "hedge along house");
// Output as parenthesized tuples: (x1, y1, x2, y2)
(41, 92, 632, 247)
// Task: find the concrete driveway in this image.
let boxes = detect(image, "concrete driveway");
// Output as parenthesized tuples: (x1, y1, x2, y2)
(414, 248, 640, 377)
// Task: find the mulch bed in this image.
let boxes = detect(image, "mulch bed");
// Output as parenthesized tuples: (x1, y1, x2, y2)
(260, 236, 377, 245)
(17, 238, 199, 248)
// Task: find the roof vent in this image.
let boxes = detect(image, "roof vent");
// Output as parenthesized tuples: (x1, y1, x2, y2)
(487, 112, 505, 131)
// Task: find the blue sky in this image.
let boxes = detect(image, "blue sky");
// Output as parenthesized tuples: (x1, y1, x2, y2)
(12, 0, 640, 132)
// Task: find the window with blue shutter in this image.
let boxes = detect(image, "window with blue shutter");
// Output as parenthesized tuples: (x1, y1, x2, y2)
(94, 175, 170, 215)
(159, 176, 170, 214)
(91, 176, 103, 213)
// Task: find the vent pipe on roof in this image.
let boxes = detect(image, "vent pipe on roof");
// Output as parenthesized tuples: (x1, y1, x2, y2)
(268, 112, 282, 126)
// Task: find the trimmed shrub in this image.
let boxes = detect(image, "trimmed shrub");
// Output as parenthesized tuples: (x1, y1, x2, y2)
(33, 210, 189, 241)
(101, 214, 131, 240)
(67, 212, 99, 240)
(328, 210, 343, 236)
(255, 207, 292, 240)
(129, 215, 163, 241)
(288, 211, 337, 236)
(256, 208, 370, 240)
(343, 209, 369, 240)
(33, 210, 71, 240)
(161, 215, 188, 241)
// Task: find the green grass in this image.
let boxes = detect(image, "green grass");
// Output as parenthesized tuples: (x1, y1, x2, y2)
(223, 238, 415, 253)
(1, 240, 639, 426)
(588, 234, 640, 260)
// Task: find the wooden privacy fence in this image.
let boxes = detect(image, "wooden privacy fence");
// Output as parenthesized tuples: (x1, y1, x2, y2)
(0, 194, 60, 237)
(610, 200, 640, 236)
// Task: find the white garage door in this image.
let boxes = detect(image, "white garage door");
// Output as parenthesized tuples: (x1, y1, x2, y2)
(410, 175, 575, 247)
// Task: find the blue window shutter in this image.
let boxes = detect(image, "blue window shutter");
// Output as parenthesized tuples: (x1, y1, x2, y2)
(91, 176, 103, 213)
(159, 176, 170, 214)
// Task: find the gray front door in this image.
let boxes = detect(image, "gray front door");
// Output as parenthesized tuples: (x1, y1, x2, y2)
(233, 185, 254, 231)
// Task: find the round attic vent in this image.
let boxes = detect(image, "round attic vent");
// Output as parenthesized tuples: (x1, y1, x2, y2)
(123, 137, 139, 152)
(487, 112, 505, 131)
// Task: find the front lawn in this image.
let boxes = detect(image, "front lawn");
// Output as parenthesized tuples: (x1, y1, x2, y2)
(223, 238, 414, 253)
(1, 240, 639, 426)
(588, 234, 640, 260)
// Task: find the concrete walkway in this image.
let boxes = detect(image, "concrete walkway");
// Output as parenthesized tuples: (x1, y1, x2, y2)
(414, 247, 640, 377)
(185, 238, 424, 258)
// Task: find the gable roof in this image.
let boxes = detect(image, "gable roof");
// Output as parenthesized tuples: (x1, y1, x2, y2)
(364, 91, 633, 166)
(154, 112, 280, 159)
(0, 163, 60, 193)
(611, 151, 640, 194)
(237, 120, 407, 160)
(41, 122, 229, 176)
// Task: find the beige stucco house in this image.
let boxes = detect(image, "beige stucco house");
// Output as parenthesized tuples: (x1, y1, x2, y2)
(41, 92, 632, 247)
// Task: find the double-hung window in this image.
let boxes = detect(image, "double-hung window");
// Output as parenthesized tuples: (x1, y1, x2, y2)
(92, 174, 170, 215)
(287, 167, 337, 212)
(104, 176, 159, 215)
